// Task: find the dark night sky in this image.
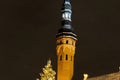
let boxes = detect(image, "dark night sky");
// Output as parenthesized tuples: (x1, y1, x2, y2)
(0, 0, 120, 80)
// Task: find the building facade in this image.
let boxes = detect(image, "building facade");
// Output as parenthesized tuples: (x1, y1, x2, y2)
(88, 72, 120, 80)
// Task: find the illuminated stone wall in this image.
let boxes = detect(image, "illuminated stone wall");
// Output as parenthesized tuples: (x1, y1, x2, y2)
(88, 72, 120, 80)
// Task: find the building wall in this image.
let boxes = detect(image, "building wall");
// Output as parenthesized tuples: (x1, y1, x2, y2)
(87, 72, 120, 80)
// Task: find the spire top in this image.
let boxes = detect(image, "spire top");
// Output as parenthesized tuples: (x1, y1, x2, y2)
(56, 0, 77, 40)
(64, 0, 71, 4)
(61, 0, 72, 30)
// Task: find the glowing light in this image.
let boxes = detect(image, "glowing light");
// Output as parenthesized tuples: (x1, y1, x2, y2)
(83, 74, 88, 80)
(62, 12, 71, 21)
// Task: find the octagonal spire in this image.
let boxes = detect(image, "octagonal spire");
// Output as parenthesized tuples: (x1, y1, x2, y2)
(61, 0, 72, 30)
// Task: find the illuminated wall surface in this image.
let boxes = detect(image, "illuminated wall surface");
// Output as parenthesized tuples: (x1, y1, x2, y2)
(88, 72, 120, 80)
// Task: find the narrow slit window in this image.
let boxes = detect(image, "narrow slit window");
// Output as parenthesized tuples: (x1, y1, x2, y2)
(66, 40, 68, 44)
(66, 54, 68, 60)
(72, 42, 74, 45)
(71, 56, 72, 61)
(60, 55, 62, 61)
(60, 41, 62, 44)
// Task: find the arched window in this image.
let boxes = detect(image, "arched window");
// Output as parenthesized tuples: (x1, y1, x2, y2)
(66, 54, 68, 60)
(60, 55, 62, 61)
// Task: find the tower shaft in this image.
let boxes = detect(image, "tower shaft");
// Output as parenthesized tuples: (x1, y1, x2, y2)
(56, 37, 76, 80)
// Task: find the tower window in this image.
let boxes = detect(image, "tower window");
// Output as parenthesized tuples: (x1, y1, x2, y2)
(72, 41, 74, 45)
(72, 41, 75, 46)
(66, 40, 68, 44)
(66, 54, 68, 60)
(60, 55, 62, 61)
(71, 56, 72, 61)
(60, 41, 62, 44)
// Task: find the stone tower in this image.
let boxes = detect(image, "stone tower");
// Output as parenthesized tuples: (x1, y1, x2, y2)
(56, 0, 77, 80)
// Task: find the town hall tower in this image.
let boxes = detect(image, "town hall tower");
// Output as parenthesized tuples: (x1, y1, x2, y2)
(56, 0, 77, 80)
